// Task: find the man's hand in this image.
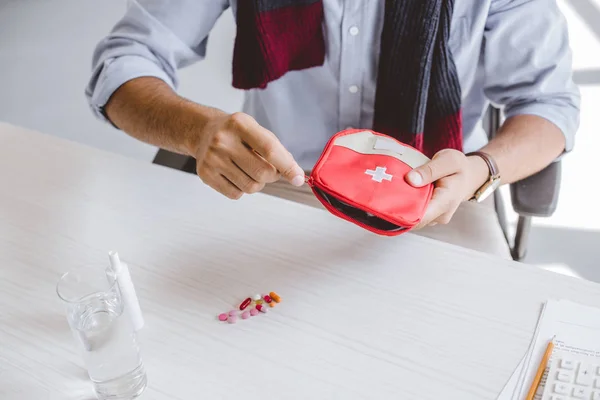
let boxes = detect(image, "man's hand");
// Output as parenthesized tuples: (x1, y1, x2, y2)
(104, 78, 305, 200)
(405, 149, 490, 229)
(193, 112, 305, 199)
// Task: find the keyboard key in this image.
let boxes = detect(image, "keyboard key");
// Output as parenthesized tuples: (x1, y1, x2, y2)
(561, 359, 576, 370)
(554, 383, 570, 394)
(597, 366, 600, 376)
(576, 363, 594, 386)
(557, 370, 573, 382)
(573, 387, 589, 398)
(551, 396, 567, 400)
(593, 392, 600, 400)
(595, 379, 600, 389)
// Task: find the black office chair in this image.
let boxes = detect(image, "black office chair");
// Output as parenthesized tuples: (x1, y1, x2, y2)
(152, 106, 561, 261)
(486, 106, 561, 261)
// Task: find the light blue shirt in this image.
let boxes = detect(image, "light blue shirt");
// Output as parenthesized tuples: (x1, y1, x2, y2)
(86, 0, 580, 170)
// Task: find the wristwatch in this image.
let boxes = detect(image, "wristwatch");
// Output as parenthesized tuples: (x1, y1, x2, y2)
(465, 151, 501, 203)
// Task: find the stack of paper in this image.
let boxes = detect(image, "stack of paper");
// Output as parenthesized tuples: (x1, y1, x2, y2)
(497, 299, 600, 399)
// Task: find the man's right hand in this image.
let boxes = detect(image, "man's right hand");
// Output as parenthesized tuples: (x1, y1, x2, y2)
(104, 78, 304, 200)
(192, 112, 305, 199)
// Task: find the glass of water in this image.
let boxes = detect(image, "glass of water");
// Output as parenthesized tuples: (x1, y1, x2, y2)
(57, 265, 147, 399)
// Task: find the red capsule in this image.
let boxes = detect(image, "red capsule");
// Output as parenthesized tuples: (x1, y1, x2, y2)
(263, 295, 272, 303)
(256, 304, 267, 313)
(239, 297, 252, 310)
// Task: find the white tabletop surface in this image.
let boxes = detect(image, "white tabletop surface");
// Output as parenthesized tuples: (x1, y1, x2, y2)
(2, 122, 600, 400)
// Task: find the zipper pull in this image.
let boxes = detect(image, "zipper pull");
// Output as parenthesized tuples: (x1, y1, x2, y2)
(304, 174, 313, 186)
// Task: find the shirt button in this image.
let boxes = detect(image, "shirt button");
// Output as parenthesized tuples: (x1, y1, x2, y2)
(349, 26, 359, 36)
(348, 85, 359, 94)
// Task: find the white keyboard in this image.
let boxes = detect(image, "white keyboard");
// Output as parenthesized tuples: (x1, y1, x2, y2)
(541, 350, 600, 400)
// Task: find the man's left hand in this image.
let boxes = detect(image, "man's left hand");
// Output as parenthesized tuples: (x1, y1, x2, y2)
(405, 149, 490, 229)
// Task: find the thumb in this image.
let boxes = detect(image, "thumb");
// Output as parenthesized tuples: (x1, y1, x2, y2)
(405, 150, 461, 187)
(280, 151, 306, 187)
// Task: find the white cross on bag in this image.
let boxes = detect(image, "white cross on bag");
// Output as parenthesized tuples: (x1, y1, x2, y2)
(365, 166, 393, 183)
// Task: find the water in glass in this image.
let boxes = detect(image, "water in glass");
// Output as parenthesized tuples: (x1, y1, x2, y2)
(58, 266, 147, 399)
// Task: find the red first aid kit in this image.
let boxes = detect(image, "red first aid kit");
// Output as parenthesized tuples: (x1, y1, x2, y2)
(306, 129, 434, 236)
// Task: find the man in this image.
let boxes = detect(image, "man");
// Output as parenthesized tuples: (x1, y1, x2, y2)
(86, 0, 579, 258)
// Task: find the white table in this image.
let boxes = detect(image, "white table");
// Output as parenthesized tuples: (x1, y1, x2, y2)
(1, 122, 600, 400)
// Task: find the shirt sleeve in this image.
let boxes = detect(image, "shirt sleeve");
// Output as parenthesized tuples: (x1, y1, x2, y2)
(483, 0, 581, 154)
(85, 0, 229, 123)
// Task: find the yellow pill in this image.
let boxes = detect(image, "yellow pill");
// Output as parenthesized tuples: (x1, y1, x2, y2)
(255, 299, 264, 305)
(269, 292, 281, 303)
(269, 301, 276, 308)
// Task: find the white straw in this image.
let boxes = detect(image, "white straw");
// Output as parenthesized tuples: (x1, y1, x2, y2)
(108, 251, 144, 331)
(108, 251, 122, 273)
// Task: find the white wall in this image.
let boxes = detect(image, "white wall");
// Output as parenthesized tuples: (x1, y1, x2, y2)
(0, 0, 242, 162)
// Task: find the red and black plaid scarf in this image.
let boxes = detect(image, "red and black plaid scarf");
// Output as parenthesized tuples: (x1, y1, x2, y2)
(231, 0, 462, 158)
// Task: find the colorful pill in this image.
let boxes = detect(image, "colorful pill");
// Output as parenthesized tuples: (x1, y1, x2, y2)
(263, 295, 272, 303)
(218, 313, 228, 321)
(252, 294, 262, 301)
(255, 299, 264, 305)
(256, 305, 267, 313)
(239, 297, 252, 310)
(227, 316, 237, 324)
(269, 292, 281, 303)
(228, 310, 238, 316)
(269, 302, 276, 308)
(250, 308, 259, 316)
(241, 311, 250, 319)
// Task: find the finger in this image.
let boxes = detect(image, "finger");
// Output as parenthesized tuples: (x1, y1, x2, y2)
(406, 149, 464, 187)
(196, 158, 244, 200)
(414, 186, 454, 229)
(430, 195, 461, 225)
(205, 173, 244, 200)
(221, 159, 265, 194)
(229, 113, 304, 186)
(230, 140, 280, 184)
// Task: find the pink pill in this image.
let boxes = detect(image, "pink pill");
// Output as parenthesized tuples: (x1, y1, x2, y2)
(218, 313, 228, 321)
(250, 308, 259, 316)
(227, 316, 237, 324)
(241, 311, 250, 319)
(228, 310, 237, 316)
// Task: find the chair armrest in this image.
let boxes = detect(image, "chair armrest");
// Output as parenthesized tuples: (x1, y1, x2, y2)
(509, 161, 561, 217)
(152, 149, 196, 173)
